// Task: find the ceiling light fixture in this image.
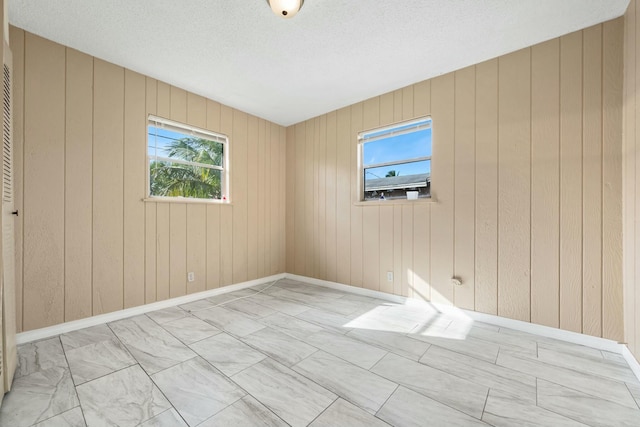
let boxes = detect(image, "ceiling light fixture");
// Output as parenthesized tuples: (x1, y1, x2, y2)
(267, 0, 304, 18)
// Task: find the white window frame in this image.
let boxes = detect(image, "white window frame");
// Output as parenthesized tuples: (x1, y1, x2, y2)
(147, 115, 230, 203)
(357, 116, 432, 202)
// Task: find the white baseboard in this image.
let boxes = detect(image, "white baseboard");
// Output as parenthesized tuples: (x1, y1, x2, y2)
(285, 273, 628, 355)
(622, 346, 640, 381)
(16, 273, 286, 345)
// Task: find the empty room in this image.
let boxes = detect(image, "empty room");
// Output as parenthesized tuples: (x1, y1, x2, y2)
(0, 0, 640, 426)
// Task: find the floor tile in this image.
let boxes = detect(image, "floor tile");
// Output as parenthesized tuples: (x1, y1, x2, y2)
(628, 382, 640, 408)
(65, 338, 136, 384)
(60, 324, 116, 351)
(224, 298, 277, 319)
(160, 316, 221, 344)
(409, 332, 500, 363)
(497, 349, 638, 408)
(305, 330, 388, 369)
(76, 365, 170, 427)
(345, 305, 427, 333)
(241, 327, 318, 367)
(376, 386, 488, 427)
(536, 346, 639, 383)
(482, 389, 588, 427)
(293, 351, 397, 414)
(296, 308, 353, 334)
(309, 399, 389, 427)
(151, 357, 245, 427)
(32, 407, 86, 427)
(346, 328, 430, 361)
(467, 325, 538, 354)
(15, 337, 67, 378)
(0, 367, 79, 427)
(138, 408, 188, 427)
(260, 312, 325, 341)
(206, 289, 258, 306)
(145, 306, 189, 324)
(305, 296, 369, 316)
(249, 292, 312, 316)
(194, 306, 266, 337)
(109, 315, 196, 374)
(537, 379, 640, 427)
(420, 345, 537, 403)
(178, 299, 216, 313)
(371, 352, 488, 419)
(602, 350, 629, 365)
(189, 333, 266, 376)
(232, 358, 336, 427)
(198, 395, 287, 427)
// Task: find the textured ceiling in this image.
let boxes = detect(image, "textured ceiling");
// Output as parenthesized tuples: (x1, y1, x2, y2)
(8, 0, 630, 126)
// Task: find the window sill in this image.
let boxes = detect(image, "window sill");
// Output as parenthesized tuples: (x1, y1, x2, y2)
(354, 197, 436, 206)
(142, 197, 232, 205)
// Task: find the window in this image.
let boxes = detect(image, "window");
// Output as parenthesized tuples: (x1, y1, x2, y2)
(147, 115, 229, 202)
(359, 117, 432, 201)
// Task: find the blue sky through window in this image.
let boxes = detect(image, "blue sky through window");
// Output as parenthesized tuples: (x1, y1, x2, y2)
(363, 126, 431, 178)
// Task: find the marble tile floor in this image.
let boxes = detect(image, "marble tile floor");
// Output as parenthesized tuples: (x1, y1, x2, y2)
(1, 278, 640, 426)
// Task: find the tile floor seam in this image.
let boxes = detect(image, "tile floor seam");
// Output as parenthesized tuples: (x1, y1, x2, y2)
(146, 371, 191, 426)
(55, 335, 86, 427)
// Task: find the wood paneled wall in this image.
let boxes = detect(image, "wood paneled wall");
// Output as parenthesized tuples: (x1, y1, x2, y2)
(623, 0, 640, 360)
(11, 27, 286, 332)
(286, 19, 625, 341)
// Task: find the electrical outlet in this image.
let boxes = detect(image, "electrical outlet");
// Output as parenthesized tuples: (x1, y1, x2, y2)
(387, 271, 393, 282)
(188, 272, 195, 282)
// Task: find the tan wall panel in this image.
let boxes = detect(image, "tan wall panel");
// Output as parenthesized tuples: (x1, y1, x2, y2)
(583, 25, 604, 337)
(314, 117, 324, 279)
(64, 48, 93, 322)
(362, 97, 380, 291)
(474, 59, 499, 315)
(93, 59, 125, 315)
(453, 66, 476, 310)
(247, 115, 258, 280)
(430, 74, 455, 305)
(156, 203, 170, 300)
(270, 123, 280, 275)
(336, 107, 351, 285)
(413, 204, 430, 301)
(497, 49, 531, 322)
(186, 204, 206, 294)
(232, 110, 248, 283)
(23, 33, 66, 329)
(350, 103, 364, 287)
(219, 106, 234, 286)
(169, 204, 187, 298)
(123, 70, 146, 309)
(144, 78, 157, 304)
(325, 112, 337, 282)
(530, 39, 560, 328)
(10, 26, 24, 332)
(206, 204, 221, 289)
(559, 32, 584, 333)
(401, 205, 413, 297)
(294, 122, 306, 275)
(260, 120, 269, 277)
(602, 18, 624, 341)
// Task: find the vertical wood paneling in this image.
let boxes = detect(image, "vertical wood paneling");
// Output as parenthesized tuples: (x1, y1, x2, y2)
(530, 39, 560, 328)
(325, 112, 337, 282)
(206, 100, 221, 289)
(285, 125, 295, 274)
(232, 110, 248, 282)
(304, 119, 315, 277)
(93, 59, 124, 315)
(636, 1, 640, 356)
(559, 31, 584, 333)
(454, 66, 476, 310)
(123, 70, 146, 309)
(350, 103, 364, 287)
(362, 97, 380, 291)
(317, 117, 326, 280)
(336, 107, 351, 285)
(11, 26, 24, 332)
(430, 74, 455, 305)
(602, 18, 624, 341)
(270, 123, 280, 274)
(294, 122, 306, 275)
(219, 106, 233, 286)
(401, 205, 413, 297)
(474, 59, 499, 315)
(169, 203, 187, 298)
(622, 0, 636, 356)
(378, 94, 394, 295)
(144, 78, 157, 304)
(583, 25, 604, 337)
(186, 204, 206, 294)
(64, 48, 93, 322)
(23, 33, 65, 329)
(157, 81, 170, 118)
(498, 49, 531, 321)
(279, 125, 287, 273)
(156, 203, 170, 300)
(260, 120, 269, 277)
(247, 115, 258, 280)
(413, 204, 430, 301)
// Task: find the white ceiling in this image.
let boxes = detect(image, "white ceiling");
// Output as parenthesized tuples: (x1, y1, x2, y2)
(8, 0, 630, 126)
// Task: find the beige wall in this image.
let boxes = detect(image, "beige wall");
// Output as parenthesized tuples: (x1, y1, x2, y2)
(624, 0, 640, 360)
(286, 19, 625, 341)
(11, 27, 287, 332)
